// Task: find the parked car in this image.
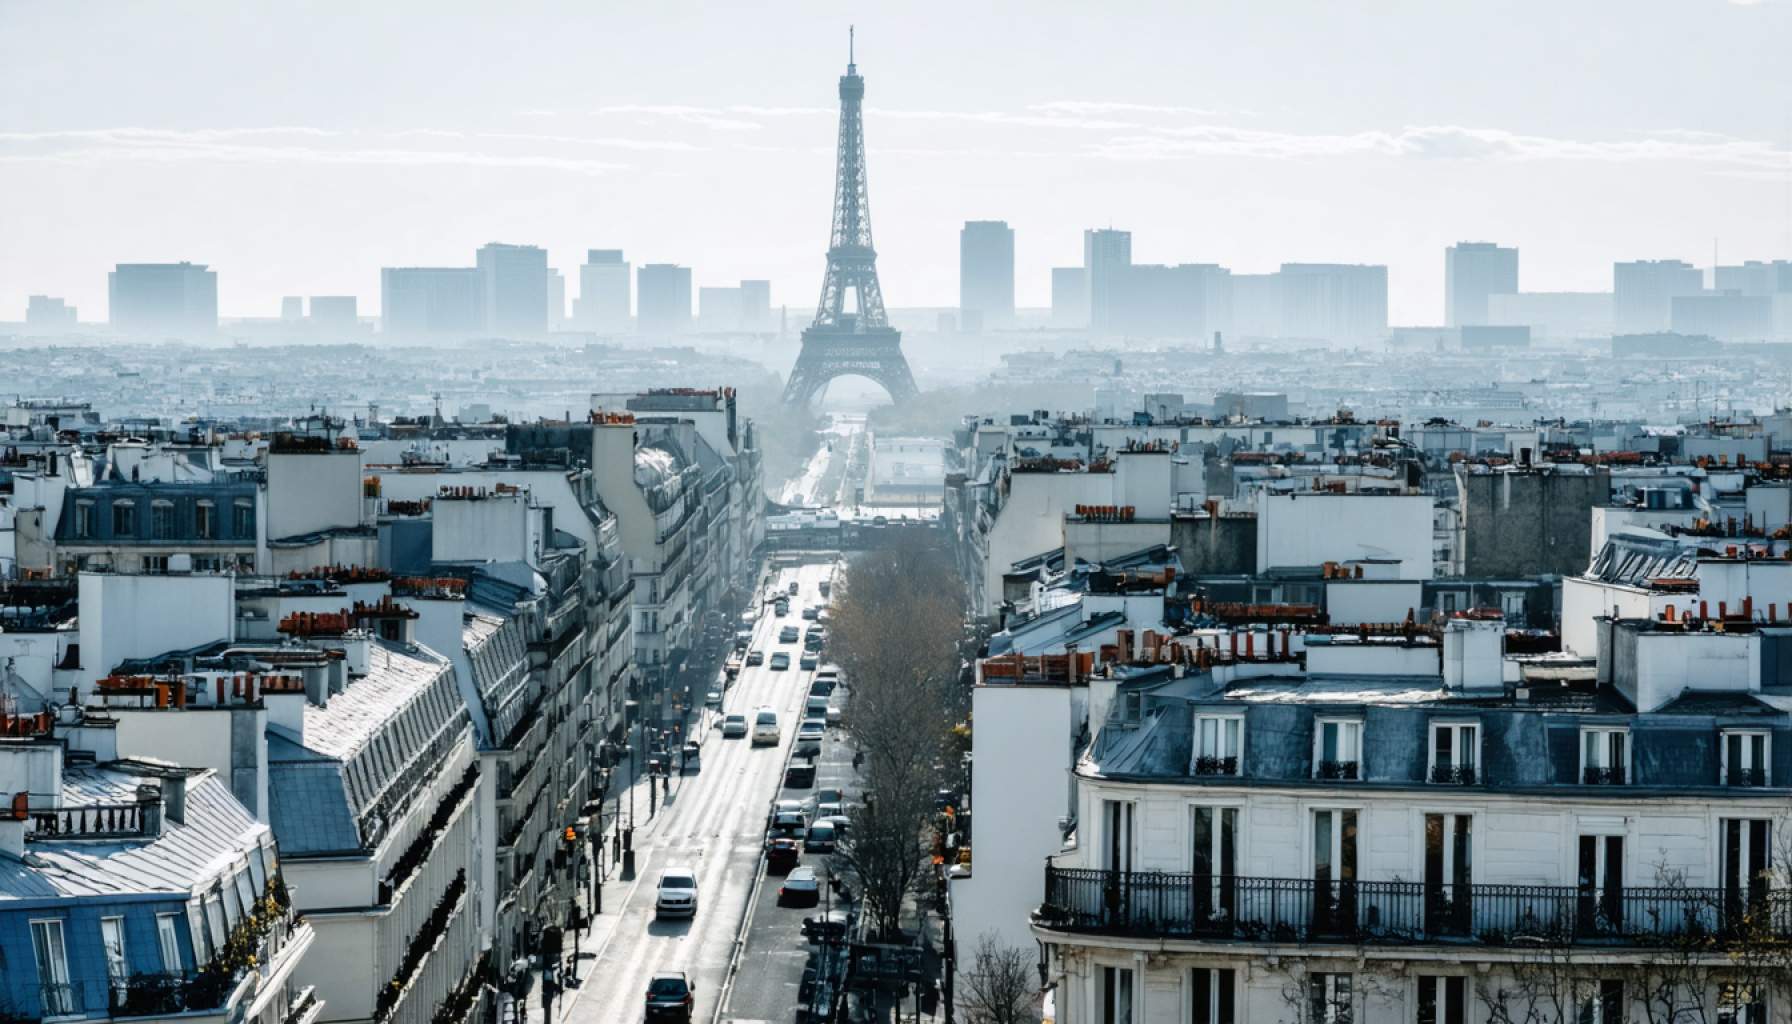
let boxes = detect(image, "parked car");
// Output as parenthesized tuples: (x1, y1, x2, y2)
(645, 972, 696, 1022)
(770, 652, 791, 671)
(655, 867, 699, 919)
(779, 866, 821, 907)
(746, 649, 765, 666)
(705, 689, 722, 709)
(752, 707, 781, 745)
(785, 759, 816, 788)
(770, 799, 808, 822)
(799, 653, 818, 671)
(802, 908, 851, 943)
(795, 720, 825, 757)
(801, 606, 819, 621)
(722, 713, 748, 738)
(803, 821, 838, 853)
(766, 837, 801, 873)
(805, 695, 830, 719)
(788, 581, 800, 596)
(814, 800, 843, 821)
(818, 580, 831, 598)
(826, 705, 843, 726)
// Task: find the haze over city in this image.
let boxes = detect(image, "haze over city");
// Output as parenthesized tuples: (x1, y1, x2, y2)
(5, 0, 1791, 323)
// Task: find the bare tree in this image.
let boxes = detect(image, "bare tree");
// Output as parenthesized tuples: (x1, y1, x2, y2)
(959, 933, 1038, 1024)
(835, 778, 934, 940)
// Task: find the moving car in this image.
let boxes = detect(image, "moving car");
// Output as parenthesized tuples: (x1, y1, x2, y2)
(705, 689, 722, 709)
(721, 713, 748, 738)
(814, 800, 843, 821)
(780, 625, 800, 643)
(788, 581, 800, 596)
(799, 652, 819, 670)
(779, 866, 821, 907)
(655, 867, 698, 919)
(818, 579, 831, 598)
(766, 837, 801, 873)
(774, 599, 789, 616)
(770, 798, 808, 821)
(752, 707, 781, 745)
(803, 821, 838, 853)
(801, 606, 819, 621)
(645, 972, 695, 1022)
(769, 652, 791, 671)
(746, 649, 765, 666)
(795, 720, 825, 757)
(767, 812, 807, 841)
(785, 758, 816, 788)
(811, 789, 844, 809)
(802, 909, 851, 943)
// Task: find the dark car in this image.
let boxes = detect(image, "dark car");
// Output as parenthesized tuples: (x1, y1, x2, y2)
(785, 759, 817, 788)
(766, 837, 801, 873)
(803, 821, 838, 853)
(801, 908, 852, 943)
(645, 972, 695, 1022)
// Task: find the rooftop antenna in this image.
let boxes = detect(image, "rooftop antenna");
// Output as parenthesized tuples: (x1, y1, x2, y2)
(848, 25, 856, 72)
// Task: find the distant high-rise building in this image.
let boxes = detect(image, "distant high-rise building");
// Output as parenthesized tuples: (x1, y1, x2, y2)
(1277, 263, 1388, 342)
(280, 296, 305, 322)
(25, 295, 76, 329)
(1083, 228, 1132, 330)
(476, 242, 549, 336)
(575, 250, 631, 332)
(108, 262, 218, 335)
(1613, 259, 1702, 334)
(1487, 292, 1612, 340)
(381, 267, 483, 336)
(1445, 242, 1518, 327)
(739, 280, 772, 332)
(1715, 260, 1792, 297)
(309, 295, 358, 329)
(637, 264, 692, 336)
(547, 269, 566, 330)
(698, 285, 744, 332)
(1109, 263, 1232, 339)
(959, 220, 1015, 330)
(1051, 267, 1088, 328)
(1230, 273, 1281, 337)
(1672, 292, 1773, 340)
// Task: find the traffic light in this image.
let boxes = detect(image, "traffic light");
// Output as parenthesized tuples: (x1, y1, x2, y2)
(563, 826, 578, 844)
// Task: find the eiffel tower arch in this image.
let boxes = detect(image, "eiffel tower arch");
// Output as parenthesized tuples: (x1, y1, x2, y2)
(782, 30, 918, 409)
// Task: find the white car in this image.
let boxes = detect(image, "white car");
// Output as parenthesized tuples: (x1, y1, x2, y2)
(794, 719, 826, 757)
(825, 704, 843, 726)
(752, 707, 781, 746)
(721, 713, 748, 738)
(655, 867, 698, 919)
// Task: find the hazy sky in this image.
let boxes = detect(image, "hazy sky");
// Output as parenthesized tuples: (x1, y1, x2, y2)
(3, 0, 1789, 326)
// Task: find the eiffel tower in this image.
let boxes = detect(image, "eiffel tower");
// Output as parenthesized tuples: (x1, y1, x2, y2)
(782, 29, 918, 408)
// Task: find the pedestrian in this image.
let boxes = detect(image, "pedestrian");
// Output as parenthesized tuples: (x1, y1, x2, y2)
(852, 749, 864, 770)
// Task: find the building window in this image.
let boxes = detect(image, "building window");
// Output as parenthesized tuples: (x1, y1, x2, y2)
(1721, 818, 1772, 920)
(1102, 800, 1135, 873)
(151, 499, 175, 539)
(204, 891, 227, 950)
(1577, 833, 1625, 935)
(187, 902, 211, 963)
(29, 919, 72, 1016)
(1580, 727, 1628, 784)
(232, 499, 255, 537)
(1722, 730, 1770, 787)
(1189, 967, 1235, 1024)
(1424, 814, 1473, 936)
(1718, 983, 1766, 1024)
(156, 912, 183, 973)
(1500, 591, 1525, 620)
(100, 916, 128, 1000)
(1191, 806, 1238, 923)
(1440, 591, 1459, 614)
(1428, 721, 1478, 784)
(196, 500, 216, 539)
(112, 500, 136, 536)
(1315, 719, 1362, 780)
(1312, 809, 1358, 933)
(1098, 965, 1135, 1024)
(142, 554, 170, 574)
(1193, 713, 1243, 776)
(233, 868, 257, 920)
(1579, 980, 1624, 1023)
(73, 500, 94, 539)
(1417, 975, 1466, 1024)
(1308, 972, 1352, 1024)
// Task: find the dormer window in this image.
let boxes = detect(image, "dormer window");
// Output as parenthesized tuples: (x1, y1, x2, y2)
(1193, 713, 1243, 776)
(1581, 727, 1629, 785)
(1723, 730, 1770, 787)
(1429, 721, 1479, 784)
(73, 500, 94, 538)
(151, 499, 176, 539)
(1315, 718, 1362, 780)
(196, 499, 216, 539)
(111, 499, 135, 537)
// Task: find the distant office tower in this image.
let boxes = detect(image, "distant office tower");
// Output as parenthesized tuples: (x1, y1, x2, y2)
(959, 220, 1015, 329)
(1487, 292, 1612, 339)
(1613, 260, 1702, 334)
(1671, 292, 1773, 340)
(280, 296, 305, 321)
(25, 295, 76, 329)
(1277, 263, 1388, 342)
(1083, 229, 1132, 330)
(547, 269, 566, 330)
(108, 262, 218, 335)
(476, 242, 549, 336)
(575, 250, 631, 332)
(309, 296, 358, 329)
(698, 285, 744, 332)
(739, 280, 772, 332)
(1109, 263, 1232, 339)
(1051, 267, 1088, 328)
(1230, 273, 1281, 337)
(637, 264, 692, 336)
(1445, 242, 1518, 327)
(1715, 260, 1792, 296)
(381, 267, 484, 336)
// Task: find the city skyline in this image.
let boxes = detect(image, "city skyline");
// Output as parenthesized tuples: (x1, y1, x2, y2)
(4, 1, 1790, 325)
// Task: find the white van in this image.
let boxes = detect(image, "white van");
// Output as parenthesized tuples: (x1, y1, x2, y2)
(752, 707, 781, 746)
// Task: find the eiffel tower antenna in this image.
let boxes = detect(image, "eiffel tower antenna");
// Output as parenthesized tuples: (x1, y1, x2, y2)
(781, 30, 919, 408)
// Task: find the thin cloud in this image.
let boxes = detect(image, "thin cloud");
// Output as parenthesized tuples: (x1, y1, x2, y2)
(593, 104, 763, 131)
(0, 128, 625, 174)
(1029, 100, 1234, 118)
(394, 127, 699, 151)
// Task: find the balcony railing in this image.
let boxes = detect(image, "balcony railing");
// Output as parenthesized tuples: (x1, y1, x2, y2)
(26, 801, 147, 839)
(1430, 764, 1478, 785)
(1193, 756, 1238, 777)
(1583, 766, 1627, 785)
(1316, 760, 1359, 781)
(1727, 767, 1768, 787)
(1035, 867, 1792, 949)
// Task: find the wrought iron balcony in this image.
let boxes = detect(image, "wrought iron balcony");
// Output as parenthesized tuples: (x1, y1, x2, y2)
(1727, 767, 1768, 788)
(1430, 764, 1478, 785)
(1316, 760, 1359, 780)
(1034, 867, 1791, 949)
(1583, 765, 1627, 785)
(1193, 755, 1238, 777)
